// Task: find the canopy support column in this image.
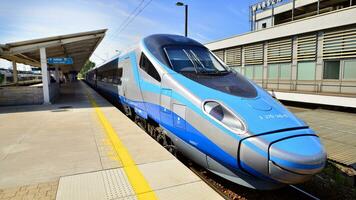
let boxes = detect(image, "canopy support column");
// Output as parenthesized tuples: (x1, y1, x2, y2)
(40, 47, 50, 104)
(12, 61, 18, 84)
(55, 66, 60, 83)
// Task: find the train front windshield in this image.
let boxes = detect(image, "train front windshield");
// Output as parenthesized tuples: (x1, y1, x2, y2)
(164, 45, 258, 98)
(164, 46, 229, 74)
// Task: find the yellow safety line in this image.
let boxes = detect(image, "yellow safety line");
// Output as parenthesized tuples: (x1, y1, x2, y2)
(87, 93, 157, 200)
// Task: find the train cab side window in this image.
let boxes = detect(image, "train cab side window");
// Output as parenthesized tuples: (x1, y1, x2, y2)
(140, 53, 161, 82)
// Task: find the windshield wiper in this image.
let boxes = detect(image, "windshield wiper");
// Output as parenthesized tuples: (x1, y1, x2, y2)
(189, 50, 230, 75)
(198, 70, 231, 75)
(182, 49, 198, 74)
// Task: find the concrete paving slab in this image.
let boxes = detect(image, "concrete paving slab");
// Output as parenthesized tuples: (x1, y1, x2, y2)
(0, 81, 223, 199)
(137, 159, 200, 191)
(155, 181, 223, 200)
(0, 84, 106, 188)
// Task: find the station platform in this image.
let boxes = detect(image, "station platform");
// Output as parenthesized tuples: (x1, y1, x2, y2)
(0, 81, 222, 200)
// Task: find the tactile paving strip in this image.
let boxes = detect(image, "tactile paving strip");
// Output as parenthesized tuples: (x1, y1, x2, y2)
(56, 168, 137, 200)
(102, 168, 137, 200)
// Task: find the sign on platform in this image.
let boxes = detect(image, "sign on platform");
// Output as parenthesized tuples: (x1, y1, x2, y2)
(47, 57, 73, 65)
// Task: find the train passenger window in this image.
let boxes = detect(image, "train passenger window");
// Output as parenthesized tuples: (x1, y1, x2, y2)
(113, 68, 123, 85)
(140, 53, 161, 82)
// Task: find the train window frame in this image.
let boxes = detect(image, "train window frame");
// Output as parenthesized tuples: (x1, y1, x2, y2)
(139, 53, 161, 82)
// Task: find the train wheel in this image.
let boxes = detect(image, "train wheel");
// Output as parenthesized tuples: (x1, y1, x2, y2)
(134, 115, 147, 131)
(147, 123, 156, 138)
(123, 105, 132, 118)
(165, 139, 177, 157)
(154, 127, 177, 156)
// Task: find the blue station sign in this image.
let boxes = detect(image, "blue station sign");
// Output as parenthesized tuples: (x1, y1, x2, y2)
(47, 57, 73, 65)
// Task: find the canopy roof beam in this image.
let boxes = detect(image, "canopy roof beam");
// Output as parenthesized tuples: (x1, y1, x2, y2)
(2, 33, 105, 56)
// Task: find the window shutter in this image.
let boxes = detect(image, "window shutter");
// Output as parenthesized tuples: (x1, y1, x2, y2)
(244, 43, 264, 65)
(297, 34, 317, 61)
(267, 38, 292, 64)
(212, 50, 225, 61)
(323, 26, 356, 59)
(225, 47, 242, 66)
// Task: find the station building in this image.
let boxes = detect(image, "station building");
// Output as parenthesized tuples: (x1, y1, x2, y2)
(206, 0, 356, 108)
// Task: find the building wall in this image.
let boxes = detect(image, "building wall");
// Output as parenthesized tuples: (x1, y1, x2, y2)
(49, 83, 59, 101)
(210, 24, 356, 96)
(255, 0, 319, 20)
(0, 86, 43, 106)
(255, 17, 273, 30)
(206, 6, 356, 50)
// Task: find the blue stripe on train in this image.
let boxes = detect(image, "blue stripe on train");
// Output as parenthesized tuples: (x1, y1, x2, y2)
(99, 86, 324, 178)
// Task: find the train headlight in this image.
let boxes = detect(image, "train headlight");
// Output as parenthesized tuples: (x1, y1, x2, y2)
(203, 100, 246, 134)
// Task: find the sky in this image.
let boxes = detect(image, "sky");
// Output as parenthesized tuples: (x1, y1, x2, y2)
(0, 0, 260, 70)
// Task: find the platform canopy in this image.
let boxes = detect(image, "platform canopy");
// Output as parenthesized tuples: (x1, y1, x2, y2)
(0, 29, 107, 73)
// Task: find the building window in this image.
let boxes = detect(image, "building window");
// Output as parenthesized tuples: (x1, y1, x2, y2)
(280, 63, 291, 80)
(297, 62, 315, 80)
(268, 64, 279, 80)
(231, 66, 242, 73)
(254, 65, 263, 79)
(323, 61, 340, 79)
(343, 60, 356, 80)
(268, 63, 291, 80)
(244, 66, 254, 79)
(244, 65, 263, 80)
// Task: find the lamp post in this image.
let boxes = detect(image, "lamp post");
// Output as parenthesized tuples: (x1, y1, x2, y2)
(176, 2, 188, 37)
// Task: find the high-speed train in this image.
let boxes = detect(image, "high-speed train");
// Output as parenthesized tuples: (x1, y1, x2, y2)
(85, 34, 326, 190)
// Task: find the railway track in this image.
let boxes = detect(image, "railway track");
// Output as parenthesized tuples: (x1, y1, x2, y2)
(179, 158, 320, 200)
(185, 161, 233, 200)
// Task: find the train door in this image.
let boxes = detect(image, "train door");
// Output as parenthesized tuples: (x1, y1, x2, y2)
(121, 53, 146, 115)
(160, 74, 173, 127)
(160, 88, 173, 127)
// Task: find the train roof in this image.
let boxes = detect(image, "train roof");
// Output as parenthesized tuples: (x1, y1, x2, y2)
(143, 34, 202, 49)
(87, 34, 205, 73)
(88, 44, 138, 73)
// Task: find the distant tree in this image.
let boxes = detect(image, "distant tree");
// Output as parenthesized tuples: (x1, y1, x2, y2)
(78, 60, 95, 79)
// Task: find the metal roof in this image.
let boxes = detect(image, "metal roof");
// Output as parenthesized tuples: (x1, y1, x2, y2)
(0, 29, 107, 73)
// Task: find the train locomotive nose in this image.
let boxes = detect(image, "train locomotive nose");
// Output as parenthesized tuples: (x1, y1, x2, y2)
(268, 136, 326, 184)
(239, 134, 326, 186)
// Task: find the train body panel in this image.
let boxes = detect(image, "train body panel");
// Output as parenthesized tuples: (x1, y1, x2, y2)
(85, 34, 326, 190)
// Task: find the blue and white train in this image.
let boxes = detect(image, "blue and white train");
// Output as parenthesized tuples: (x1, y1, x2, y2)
(85, 34, 326, 190)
